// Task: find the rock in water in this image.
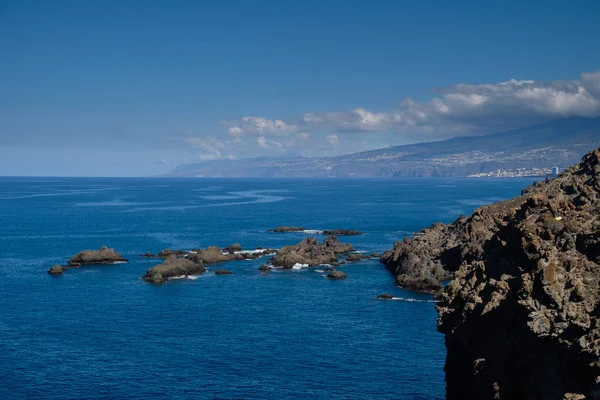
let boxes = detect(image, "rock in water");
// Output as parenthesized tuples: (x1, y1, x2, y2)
(322, 235, 354, 254)
(258, 265, 272, 272)
(48, 265, 65, 275)
(422, 148, 600, 399)
(322, 229, 362, 236)
(269, 237, 340, 268)
(143, 255, 206, 283)
(268, 226, 305, 232)
(223, 244, 242, 254)
(188, 246, 242, 264)
(215, 269, 233, 275)
(376, 293, 394, 300)
(326, 271, 347, 280)
(140, 249, 187, 258)
(68, 246, 127, 265)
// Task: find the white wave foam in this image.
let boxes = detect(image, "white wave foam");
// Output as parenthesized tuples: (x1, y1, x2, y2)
(390, 297, 437, 303)
(233, 249, 271, 255)
(315, 269, 324, 273)
(302, 229, 324, 234)
(110, 261, 128, 264)
(169, 275, 199, 280)
(292, 263, 309, 270)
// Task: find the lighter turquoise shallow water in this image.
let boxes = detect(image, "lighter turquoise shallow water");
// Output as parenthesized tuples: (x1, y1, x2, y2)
(0, 177, 533, 399)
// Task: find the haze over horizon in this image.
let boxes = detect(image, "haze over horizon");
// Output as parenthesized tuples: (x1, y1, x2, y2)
(1, 0, 600, 176)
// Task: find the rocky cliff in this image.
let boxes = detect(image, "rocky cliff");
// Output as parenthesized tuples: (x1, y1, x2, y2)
(389, 149, 600, 399)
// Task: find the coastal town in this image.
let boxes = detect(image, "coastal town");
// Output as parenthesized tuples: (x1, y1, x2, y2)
(468, 166, 560, 178)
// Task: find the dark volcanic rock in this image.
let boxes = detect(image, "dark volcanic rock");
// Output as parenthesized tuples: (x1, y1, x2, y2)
(69, 246, 127, 265)
(48, 265, 65, 275)
(346, 253, 369, 262)
(370, 253, 381, 258)
(322, 235, 354, 253)
(258, 264, 271, 272)
(188, 246, 242, 264)
(326, 271, 347, 280)
(377, 293, 394, 300)
(419, 148, 600, 399)
(143, 255, 206, 283)
(322, 229, 362, 236)
(215, 269, 233, 275)
(268, 226, 305, 232)
(223, 243, 242, 254)
(140, 249, 187, 258)
(269, 237, 340, 268)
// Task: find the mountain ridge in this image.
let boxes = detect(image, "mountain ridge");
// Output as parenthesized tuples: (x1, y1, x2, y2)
(168, 117, 600, 178)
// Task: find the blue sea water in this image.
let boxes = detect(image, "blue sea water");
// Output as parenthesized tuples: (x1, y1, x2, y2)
(0, 177, 534, 399)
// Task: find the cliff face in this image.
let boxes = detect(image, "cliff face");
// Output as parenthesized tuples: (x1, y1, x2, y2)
(432, 149, 600, 399)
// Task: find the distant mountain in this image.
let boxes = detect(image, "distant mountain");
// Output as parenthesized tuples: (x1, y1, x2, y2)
(168, 117, 600, 178)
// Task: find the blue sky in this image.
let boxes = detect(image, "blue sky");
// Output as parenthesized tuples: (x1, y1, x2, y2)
(1, 0, 600, 176)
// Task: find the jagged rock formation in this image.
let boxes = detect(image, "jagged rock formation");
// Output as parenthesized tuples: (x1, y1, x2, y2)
(223, 244, 242, 253)
(269, 236, 353, 268)
(143, 255, 206, 283)
(68, 246, 127, 265)
(400, 149, 600, 399)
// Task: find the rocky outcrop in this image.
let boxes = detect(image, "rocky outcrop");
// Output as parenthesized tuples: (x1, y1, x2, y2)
(322, 229, 362, 236)
(269, 237, 338, 268)
(188, 246, 241, 264)
(215, 269, 233, 275)
(377, 293, 394, 300)
(322, 235, 354, 254)
(223, 244, 242, 253)
(326, 271, 347, 280)
(381, 189, 525, 292)
(268, 226, 305, 232)
(410, 148, 600, 399)
(48, 265, 65, 275)
(346, 253, 369, 262)
(68, 246, 127, 265)
(140, 249, 187, 258)
(143, 255, 206, 283)
(258, 265, 272, 272)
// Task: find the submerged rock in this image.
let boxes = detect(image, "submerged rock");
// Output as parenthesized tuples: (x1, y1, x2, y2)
(143, 255, 206, 283)
(377, 293, 394, 300)
(399, 148, 600, 399)
(48, 265, 65, 275)
(215, 269, 233, 275)
(68, 246, 127, 265)
(140, 249, 187, 258)
(346, 253, 369, 262)
(258, 265, 272, 272)
(268, 226, 305, 232)
(322, 229, 362, 236)
(326, 271, 347, 280)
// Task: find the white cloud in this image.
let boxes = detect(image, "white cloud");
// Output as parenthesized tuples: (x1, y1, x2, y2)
(224, 116, 299, 137)
(222, 69, 600, 139)
(256, 136, 284, 150)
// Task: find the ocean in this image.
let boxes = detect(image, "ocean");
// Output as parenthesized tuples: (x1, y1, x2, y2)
(0, 177, 533, 399)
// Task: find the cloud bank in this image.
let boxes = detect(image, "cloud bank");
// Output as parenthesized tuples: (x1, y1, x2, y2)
(224, 69, 600, 139)
(186, 69, 600, 161)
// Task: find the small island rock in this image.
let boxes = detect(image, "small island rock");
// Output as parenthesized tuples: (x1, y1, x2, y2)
(48, 265, 65, 275)
(326, 271, 347, 280)
(377, 294, 394, 300)
(143, 255, 206, 284)
(69, 246, 127, 265)
(215, 269, 233, 275)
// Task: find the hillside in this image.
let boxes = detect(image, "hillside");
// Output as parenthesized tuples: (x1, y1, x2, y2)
(169, 117, 600, 178)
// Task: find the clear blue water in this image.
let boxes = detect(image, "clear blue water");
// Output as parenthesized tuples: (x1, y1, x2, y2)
(0, 177, 533, 399)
